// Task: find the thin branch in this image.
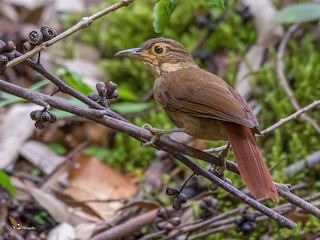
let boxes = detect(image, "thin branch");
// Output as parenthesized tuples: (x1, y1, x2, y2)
(148, 190, 320, 240)
(13, 52, 239, 174)
(14, 50, 129, 123)
(7, 0, 134, 68)
(277, 23, 320, 134)
(261, 100, 320, 135)
(0, 79, 296, 229)
(277, 185, 320, 218)
(91, 209, 158, 240)
(206, 99, 320, 153)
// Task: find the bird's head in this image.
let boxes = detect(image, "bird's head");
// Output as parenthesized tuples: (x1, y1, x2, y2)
(115, 38, 196, 76)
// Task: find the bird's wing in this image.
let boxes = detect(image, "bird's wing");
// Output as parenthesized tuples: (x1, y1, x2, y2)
(154, 67, 258, 128)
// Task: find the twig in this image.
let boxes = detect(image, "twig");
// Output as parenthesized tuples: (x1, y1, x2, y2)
(0, 79, 296, 229)
(39, 141, 89, 188)
(277, 23, 320, 134)
(91, 209, 157, 240)
(7, 0, 134, 68)
(4, 224, 24, 240)
(14, 50, 129, 123)
(276, 185, 320, 219)
(284, 150, 320, 176)
(204, 144, 227, 153)
(142, 183, 315, 240)
(189, 223, 235, 240)
(1, 78, 319, 224)
(261, 100, 320, 135)
(160, 150, 295, 229)
(201, 99, 320, 151)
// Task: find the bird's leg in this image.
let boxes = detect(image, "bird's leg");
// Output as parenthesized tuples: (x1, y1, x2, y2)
(213, 142, 230, 175)
(142, 123, 183, 146)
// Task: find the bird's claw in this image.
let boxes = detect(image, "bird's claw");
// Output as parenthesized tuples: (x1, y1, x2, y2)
(212, 142, 229, 175)
(142, 123, 157, 133)
(141, 123, 184, 147)
(141, 135, 160, 147)
(141, 123, 163, 147)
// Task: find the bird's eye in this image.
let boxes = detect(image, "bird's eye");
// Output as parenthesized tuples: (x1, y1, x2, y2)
(154, 45, 163, 54)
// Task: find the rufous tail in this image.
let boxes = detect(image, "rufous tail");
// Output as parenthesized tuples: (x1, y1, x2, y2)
(223, 122, 279, 202)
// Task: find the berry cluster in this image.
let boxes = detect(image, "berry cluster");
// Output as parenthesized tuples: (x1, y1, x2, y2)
(199, 196, 218, 219)
(195, 12, 224, 32)
(165, 187, 188, 210)
(23, 25, 57, 51)
(0, 40, 16, 72)
(88, 81, 118, 108)
(30, 109, 57, 129)
(155, 208, 181, 231)
(235, 212, 257, 235)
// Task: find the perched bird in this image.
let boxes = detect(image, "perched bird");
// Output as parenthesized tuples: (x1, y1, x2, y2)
(116, 38, 279, 202)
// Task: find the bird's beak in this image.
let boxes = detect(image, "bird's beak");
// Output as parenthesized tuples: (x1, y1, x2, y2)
(115, 47, 143, 59)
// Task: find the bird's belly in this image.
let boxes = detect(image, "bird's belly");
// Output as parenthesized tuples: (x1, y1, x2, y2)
(165, 110, 228, 141)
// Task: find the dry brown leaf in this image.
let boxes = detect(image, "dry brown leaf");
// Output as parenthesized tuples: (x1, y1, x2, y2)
(64, 154, 136, 220)
(10, 176, 36, 201)
(54, 191, 104, 220)
(75, 223, 100, 240)
(20, 140, 65, 175)
(47, 222, 76, 240)
(117, 200, 159, 212)
(30, 188, 88, 226)
(0, 2, 19, 22)
(0, 104, 38, 169)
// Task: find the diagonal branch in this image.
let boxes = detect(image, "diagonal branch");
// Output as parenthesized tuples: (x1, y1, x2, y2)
(261, 100, 320, 135)
(0, 79, 297, 229)
(7, 0, 135, 68)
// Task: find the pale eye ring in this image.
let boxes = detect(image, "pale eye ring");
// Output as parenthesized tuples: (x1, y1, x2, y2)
(154, 45, 163, 54)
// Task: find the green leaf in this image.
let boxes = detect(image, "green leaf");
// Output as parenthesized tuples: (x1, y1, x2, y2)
(272, 3, 320, 23)
(83, 146, 108, 160)
(0, 170, 16, 197)
(153, 0, 178, 33)
(0, 79, 50, 107)
(208, 0, 225, 11)
(111, 102, 154, 113)
(56, 68, 92, 95)
(117, 86, 138, 101)
(48, 143, 67, 155)
(29, 79, 51, 91)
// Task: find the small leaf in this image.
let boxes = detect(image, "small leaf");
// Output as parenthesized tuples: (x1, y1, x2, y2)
(48, 143, 67, 155)
(272, 3, 320, 23)
(56, 68, 92, 95)
(111, 102, 154, 113)
(153, 0, 178, 33)
(0, 170, 16, 197)
(208, 0, 225, 11)
(117, 86, 138, 101)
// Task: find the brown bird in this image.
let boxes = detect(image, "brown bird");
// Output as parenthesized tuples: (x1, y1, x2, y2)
(116, 38, 279, 202)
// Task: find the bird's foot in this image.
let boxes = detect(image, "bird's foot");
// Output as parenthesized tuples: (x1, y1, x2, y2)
(213, 142, 230, 175)
(142, 123, 183, 147)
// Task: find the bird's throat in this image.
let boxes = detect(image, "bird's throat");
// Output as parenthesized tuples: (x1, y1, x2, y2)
(143, 61, 196, 77)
